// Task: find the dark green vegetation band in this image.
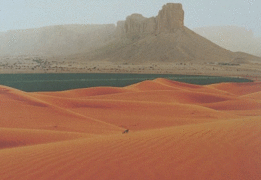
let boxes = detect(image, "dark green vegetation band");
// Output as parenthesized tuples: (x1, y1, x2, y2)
(0, 73, 252, 92)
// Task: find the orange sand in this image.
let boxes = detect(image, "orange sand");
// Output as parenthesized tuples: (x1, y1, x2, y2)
(0, 79, 260, 180)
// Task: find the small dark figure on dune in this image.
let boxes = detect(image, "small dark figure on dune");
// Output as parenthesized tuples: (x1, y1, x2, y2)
(122, 129, 129, 134)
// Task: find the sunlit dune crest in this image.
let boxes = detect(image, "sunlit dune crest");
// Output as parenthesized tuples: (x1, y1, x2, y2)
(203, 98, 261, 111)
(35, 86, 134, 98)
(242, 91, 261, 100)
(207, 81, 261, 95)
(0, 78, 260, 180)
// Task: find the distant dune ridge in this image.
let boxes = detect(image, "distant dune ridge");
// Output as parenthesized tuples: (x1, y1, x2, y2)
(0, 3, 261, 65)
(0, 78, 261, 179)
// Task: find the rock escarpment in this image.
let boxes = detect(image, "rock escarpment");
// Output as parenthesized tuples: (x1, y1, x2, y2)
(90, 2, 261, 64)
(157, 3, 184, 33)
(116, 3, 184, 37)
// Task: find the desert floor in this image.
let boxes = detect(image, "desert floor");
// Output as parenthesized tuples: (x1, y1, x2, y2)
(1, 56, 261, 82)
(0, 78, 260, 179)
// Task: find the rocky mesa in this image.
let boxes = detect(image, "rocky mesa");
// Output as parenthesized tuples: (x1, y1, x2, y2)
(1, 3, 260, 66)
(87, 3, 260, 64)
(116, 3, 184, 37)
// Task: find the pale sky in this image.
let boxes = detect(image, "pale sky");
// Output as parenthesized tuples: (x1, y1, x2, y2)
(0, 0, 260, 36)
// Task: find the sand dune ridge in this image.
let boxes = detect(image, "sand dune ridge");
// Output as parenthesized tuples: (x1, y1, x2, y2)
(0, 78, 260, 179)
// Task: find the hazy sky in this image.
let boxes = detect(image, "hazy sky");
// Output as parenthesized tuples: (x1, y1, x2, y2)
(1, 0, 260, 36)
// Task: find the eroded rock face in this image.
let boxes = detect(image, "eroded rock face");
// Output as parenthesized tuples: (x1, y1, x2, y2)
(156, 3, 184, 33)
(116, 3, 184, 37)
(118, 14, 156, 37)
(125, 14, 146, 34)
(115, 21, 125, 37)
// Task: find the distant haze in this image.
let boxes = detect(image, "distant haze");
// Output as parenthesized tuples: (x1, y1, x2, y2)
(0, 2, 260, 59)
(0, 24, 116, 56)
(1, 0, 261, 37)
(194, 26, 261, 57)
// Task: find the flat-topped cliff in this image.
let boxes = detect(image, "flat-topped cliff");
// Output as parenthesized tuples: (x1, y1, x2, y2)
(0, 3, 260, 66)
(116, 3, 184, 37)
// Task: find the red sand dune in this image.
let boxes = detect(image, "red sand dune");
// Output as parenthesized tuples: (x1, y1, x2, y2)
(0, 127, 89, 149)
(207, 81, 261, 95)
(0, 78, 260, 180)
(88, 90, 235, 104)
(242, 91, 261, 100)
(0, 85, 123, 134)
(203, 98, 261, 111)
(36, 86, 134, 98)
